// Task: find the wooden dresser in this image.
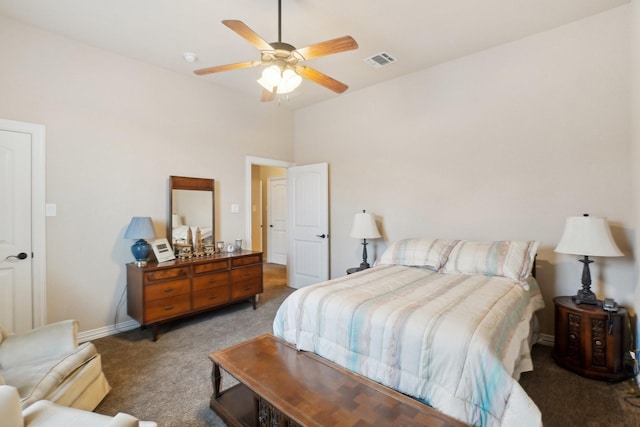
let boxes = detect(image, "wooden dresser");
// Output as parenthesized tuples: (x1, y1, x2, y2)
(127, 251, 263, 340)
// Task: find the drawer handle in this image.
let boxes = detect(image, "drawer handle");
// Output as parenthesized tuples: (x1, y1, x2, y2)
(209, 279, 217, 284)
(164, 288, 174, 293)
(208, 295, 218, 300)
(244, 286, 251, 291)
(164, 305, 174, 311)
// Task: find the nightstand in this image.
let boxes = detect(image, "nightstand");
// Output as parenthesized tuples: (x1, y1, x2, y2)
(553, 296, 629, 381)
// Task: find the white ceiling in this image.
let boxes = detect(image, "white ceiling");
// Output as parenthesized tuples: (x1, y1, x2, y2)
(0, 0, 629, 109)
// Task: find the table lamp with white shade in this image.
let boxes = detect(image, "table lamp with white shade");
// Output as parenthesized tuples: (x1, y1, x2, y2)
(554, 213, 623, 305)
(349, 210, 381, 270)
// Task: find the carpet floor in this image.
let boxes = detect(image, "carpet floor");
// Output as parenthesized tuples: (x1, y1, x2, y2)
(93, 264, 640, 426)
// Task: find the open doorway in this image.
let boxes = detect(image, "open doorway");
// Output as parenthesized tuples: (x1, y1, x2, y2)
(245, 156, 293, 289)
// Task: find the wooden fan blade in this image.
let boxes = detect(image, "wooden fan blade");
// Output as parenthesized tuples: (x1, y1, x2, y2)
(194, 61, 259, 76)
(296, 66, 349, 94)
(261, 88, 276, 102)
(222, 20, 273, 52)
(294, 36, 358, 60)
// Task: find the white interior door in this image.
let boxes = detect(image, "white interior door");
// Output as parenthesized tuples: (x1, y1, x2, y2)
(267, 176, 287, 265)
(287, 163, 329, 289)
(0, 127, 34, 332)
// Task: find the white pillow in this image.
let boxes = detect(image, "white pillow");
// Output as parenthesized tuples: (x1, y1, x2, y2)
(375, 238, 459, 270)
(441, 240, 539, 281)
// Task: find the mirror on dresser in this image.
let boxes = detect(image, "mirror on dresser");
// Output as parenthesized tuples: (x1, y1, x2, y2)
(168, 176, 215, 255)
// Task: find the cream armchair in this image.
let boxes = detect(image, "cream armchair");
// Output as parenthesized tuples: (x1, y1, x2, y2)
(1, 385, 156, 427)
(0, 320, 110, 410)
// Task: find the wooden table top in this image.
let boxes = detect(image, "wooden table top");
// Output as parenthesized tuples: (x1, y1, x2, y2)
(210, 333, 468, 427)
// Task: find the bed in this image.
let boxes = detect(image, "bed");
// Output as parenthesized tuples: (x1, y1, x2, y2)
(273, 238, 545, 427)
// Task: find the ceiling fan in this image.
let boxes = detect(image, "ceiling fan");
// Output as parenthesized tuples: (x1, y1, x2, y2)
(194, 0, 358, 102)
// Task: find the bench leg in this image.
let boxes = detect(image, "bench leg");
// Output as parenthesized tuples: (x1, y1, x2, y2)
(212, 362, 222, 398)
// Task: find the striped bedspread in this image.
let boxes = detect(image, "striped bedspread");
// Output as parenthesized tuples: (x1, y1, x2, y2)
(273, 264, 545, 427)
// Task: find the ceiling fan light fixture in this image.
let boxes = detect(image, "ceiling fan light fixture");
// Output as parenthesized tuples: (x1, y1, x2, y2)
(195, 0, 358, 101)
(278, 68, 302, 94)
(257, 64, 282, 89)
(257, 64, 302, 94)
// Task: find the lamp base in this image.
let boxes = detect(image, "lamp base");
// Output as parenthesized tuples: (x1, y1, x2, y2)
(574, 288, 598, 305)
(358, 239, 371, 270)
(131, 239, 151, 268)
(573, 256, 598, 305)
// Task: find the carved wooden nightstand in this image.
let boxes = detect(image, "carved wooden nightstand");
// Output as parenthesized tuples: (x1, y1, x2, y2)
(553, 296, 629, 381)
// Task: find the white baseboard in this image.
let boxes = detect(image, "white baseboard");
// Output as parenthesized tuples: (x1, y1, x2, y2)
(537, 333, 554, 347)
(78, 320, 140, 343)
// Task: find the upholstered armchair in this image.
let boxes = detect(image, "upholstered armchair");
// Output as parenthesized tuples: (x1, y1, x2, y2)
(1, 385, 157, 427)
(0, 320, 110, 410)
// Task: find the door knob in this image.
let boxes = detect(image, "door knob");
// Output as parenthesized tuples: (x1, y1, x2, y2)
(316, 234, 327, 239)
(4, 252, 28, 260)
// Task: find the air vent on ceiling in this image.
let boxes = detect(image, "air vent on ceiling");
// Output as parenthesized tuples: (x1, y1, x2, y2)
(364, 52, 398, 69)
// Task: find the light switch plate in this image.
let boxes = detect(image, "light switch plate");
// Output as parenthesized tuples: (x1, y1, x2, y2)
(231, 204, 240, 214)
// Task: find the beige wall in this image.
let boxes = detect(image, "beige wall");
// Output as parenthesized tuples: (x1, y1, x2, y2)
(259, 166, 286, 259)
(631, 0, 640, 347)
(249, 165, 286, 257)
(250, 164, 263, 252)
(1, 5, 637, 342)
(0, 16, 294, 332)
(295, 6, 633, 337)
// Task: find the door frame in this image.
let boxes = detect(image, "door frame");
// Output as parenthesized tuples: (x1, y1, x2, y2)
(0, 119, 47, 328)
(245, 156, 294, 253)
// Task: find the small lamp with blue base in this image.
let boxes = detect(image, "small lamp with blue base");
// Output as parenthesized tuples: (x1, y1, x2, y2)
(125, 217, 156, 267)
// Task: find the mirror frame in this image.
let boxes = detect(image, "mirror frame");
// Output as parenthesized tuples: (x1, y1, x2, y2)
(168, 176, 215, 246)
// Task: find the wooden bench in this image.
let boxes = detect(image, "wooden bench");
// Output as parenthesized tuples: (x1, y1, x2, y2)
(209, 333, 468, 427)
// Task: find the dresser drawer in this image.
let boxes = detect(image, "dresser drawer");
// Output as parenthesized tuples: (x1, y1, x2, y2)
(231, 255, 262, 268)
(144, 266, 190, 283)
(192, 287, 230, 310)
(231, 279, 262, 300)
(194, 259, 229, 274)
(145, 279, 190, 302)
(192, 271, 229, 292)
(230, 264, 262, 282)
(144, 294, 191, 323)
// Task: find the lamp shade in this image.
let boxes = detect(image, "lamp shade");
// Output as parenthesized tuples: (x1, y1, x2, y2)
(349, 211, 381, 239)
(554, 216, 622, 257)
(124, 217, 156, 240)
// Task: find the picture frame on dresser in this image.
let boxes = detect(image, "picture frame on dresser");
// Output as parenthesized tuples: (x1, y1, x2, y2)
(151, 238, 176, 263)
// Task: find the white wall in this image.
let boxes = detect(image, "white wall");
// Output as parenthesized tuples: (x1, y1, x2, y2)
(295, 6, 633, 337)
(0, 16, 294, 332)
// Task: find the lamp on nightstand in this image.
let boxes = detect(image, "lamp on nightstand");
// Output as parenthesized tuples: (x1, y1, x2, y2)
(349, 210, 381, 270)
(125, 216, 157, 267)
(554, 213, 623, 305)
